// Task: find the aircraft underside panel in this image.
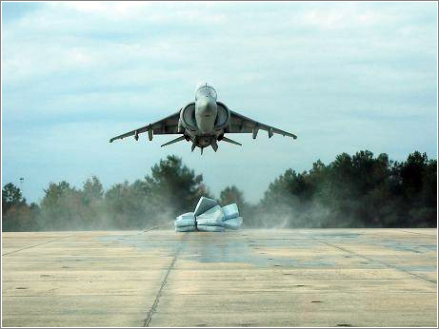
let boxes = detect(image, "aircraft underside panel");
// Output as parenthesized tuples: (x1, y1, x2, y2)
(225, 110, 297, 139)
(109, 111, 181, 142)
(150, 115, 180, 134)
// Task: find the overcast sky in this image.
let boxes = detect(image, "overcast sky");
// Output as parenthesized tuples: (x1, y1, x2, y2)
(2, 1, 437, 204)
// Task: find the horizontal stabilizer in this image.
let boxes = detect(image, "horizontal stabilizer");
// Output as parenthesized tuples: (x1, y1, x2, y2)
(161, 135, 186, 147)
(222, 136, 242, 146)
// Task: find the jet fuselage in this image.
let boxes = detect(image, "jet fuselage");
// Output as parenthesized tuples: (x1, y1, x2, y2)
(109, 82, 297, 153)
(181, 82, 225, 153)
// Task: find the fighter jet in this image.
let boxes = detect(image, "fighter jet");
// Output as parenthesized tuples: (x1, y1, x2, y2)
(109, 82, 297, 154)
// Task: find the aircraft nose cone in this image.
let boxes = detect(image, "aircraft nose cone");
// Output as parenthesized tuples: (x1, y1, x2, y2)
(197, 97, 217, 117)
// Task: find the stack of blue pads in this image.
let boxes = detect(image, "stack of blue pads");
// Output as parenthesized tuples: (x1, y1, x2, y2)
(174, 197, 243, 232)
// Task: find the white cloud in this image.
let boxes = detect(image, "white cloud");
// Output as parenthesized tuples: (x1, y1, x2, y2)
(51, 1, 227, 24)
(2, 1, 437, 203)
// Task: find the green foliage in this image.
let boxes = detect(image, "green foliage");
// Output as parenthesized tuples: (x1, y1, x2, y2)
(218, 185, 255, 225)
(2, 151, 436, 231)
(104, 181, 147, 229)
(103, 155, 211, 229)
(255, 150, 437, 228)
(2, 183, 39, 231)
(38, 181, 82, 230)
(219, 186, 245, 206)
(2, 183, 23, 206)
(144, 155, 210, 216)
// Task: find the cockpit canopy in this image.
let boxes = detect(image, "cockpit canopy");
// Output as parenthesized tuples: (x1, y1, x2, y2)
(195, 82, 217, 101)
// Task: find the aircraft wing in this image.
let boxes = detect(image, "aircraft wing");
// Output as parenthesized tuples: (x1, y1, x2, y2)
(109, 111, 181, 143)
(225, 110, 297, 139)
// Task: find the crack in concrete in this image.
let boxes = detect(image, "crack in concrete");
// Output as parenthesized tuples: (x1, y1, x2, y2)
(314, 238, 437, 285)
(2, 235, 74, 256)
(143, 233, 187, 327)
(399, 229, 435, 237)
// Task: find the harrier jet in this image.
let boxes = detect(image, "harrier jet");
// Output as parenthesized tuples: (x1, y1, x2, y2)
(109, 83, 297, 154)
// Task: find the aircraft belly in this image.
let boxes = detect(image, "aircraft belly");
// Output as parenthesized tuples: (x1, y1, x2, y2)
(195, 114, 216, 134)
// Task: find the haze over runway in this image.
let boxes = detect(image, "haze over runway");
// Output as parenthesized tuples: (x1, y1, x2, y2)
(2, 2, 437, 203)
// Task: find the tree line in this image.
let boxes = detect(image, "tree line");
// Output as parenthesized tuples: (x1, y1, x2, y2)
(2, 150, 437, 231)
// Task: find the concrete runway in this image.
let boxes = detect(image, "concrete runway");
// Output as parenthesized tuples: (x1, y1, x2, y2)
(2, 229, 437, 327)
